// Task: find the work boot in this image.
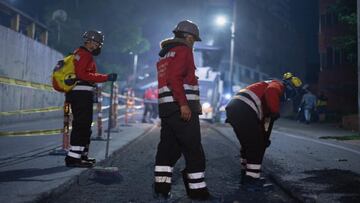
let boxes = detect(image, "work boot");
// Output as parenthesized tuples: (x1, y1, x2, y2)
(82, 145, 95, 163)
(182, 170, 191, 196)
(240, 169, 246, 183)
(182, 170, 211, 200)
(241, 175, 271, 192)
(65, 156, 94, 168)
(153, 191, 171, 200)
(152, 183, 171, 200)
(82, 156, 96, 163)
(188, 188, 211, 200)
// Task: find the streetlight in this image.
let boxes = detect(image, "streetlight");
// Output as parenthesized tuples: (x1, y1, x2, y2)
(214, 0, 237, 93)
(129, 51, 138, 87)
(215, 15, 227, 27)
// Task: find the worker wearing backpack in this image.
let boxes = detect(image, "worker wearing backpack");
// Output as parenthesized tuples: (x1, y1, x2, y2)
(65, 30, 117, 168)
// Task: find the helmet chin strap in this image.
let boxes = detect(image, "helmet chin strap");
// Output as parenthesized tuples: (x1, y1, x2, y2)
(91, 48, 101, 56)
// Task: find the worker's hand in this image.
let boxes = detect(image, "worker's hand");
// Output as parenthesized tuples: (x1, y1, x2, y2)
(266, 139, 271, 148)
(180, 105, 192, 121)
(107, 73, 118, 81)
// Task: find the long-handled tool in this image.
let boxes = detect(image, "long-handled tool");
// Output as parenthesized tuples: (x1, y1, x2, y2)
(264, 117, 276, 147)
(105, 80, 114, 158)
(93, 80, 120, 180)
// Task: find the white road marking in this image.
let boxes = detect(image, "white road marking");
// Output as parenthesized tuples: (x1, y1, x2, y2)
(274, 130, 360, 156)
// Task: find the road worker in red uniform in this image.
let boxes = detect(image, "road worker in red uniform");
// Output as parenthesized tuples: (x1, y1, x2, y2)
(142, 87, 154, 123)
(225, 72, 302, 190)
(150, 86, 159, 119)
(153, 20, 211, 200)
(65, 30, 117, 168)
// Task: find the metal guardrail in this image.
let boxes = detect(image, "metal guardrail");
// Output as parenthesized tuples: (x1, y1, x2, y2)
(0, 1, 48, 44)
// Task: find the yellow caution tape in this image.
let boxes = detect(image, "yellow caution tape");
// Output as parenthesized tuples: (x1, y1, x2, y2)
(0, 75, 144, 104)
(0, 75, 54, 91)
(102, 92, 143, 102)
(0, 76, 146, 101)
(0, 103, 127, 116)
(0, 129, 63, 137)
(0, 106, 63, 116)
(0, 75, 143, 111)
(0, 119, 97, 137)
(0, 108, 143, 137)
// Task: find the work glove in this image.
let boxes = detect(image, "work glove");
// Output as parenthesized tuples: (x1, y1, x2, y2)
(107, 73, 117, 81)
(270, 113, 280, 121)
(266, 140, 271, 148)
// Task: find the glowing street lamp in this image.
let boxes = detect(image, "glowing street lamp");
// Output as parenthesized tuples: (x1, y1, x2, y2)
(215, 15, 227, 27)
(214, 1, 237, 93)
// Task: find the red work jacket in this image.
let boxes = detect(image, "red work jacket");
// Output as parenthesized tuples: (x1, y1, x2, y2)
(156, 38, 201, 117)
(235, 80, 285, 120)
(73, 47, 108, 84)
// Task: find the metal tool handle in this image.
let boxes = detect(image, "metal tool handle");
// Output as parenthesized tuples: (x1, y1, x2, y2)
(265, 117, 275, 148)
(105, 81, 114, 158)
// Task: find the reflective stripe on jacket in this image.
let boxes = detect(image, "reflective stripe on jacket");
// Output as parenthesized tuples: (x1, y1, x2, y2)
(232, 80, 285, 120)
(156, 38, 201, 117)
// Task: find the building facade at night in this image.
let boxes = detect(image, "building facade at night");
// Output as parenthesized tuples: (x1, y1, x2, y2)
(318, 0, 357, 115)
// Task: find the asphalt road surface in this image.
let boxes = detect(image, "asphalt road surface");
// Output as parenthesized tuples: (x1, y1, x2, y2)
(264, 129, 360, 202)
(47, 123, 295, 203)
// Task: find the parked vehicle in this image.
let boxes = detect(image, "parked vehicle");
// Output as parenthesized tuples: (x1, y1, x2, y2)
(196, 67, 222, 122)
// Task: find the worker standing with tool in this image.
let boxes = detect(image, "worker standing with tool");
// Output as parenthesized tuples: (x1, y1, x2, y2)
(64, 30, 117, 168)
(225, 72, 303, 191)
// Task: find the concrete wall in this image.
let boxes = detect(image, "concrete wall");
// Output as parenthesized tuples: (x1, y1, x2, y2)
(0, 25, 64, 125)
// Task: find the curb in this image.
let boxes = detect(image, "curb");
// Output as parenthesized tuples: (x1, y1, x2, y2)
(31, 125, 155, 203)
(264, 160, 315, 203)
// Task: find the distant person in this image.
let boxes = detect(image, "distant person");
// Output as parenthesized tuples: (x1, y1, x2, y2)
(300, 89, 317, 124)
(225, 72, 302, 191)
(150, 86, 159, 120)
(65, 30, 117, 168)
(153, 20, 211, 200)
(296, 88, 307, 122)
(142, 87, 154, 123)
(317, 91, 328, 122)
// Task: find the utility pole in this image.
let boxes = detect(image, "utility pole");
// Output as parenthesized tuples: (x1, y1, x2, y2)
(229, 0, 237, 93)
(132, 53, 138, 87)
(357, 0, 360, 134)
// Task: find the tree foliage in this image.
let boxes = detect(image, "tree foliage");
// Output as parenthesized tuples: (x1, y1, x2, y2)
(43, 0, 150, 80)
(329, 0, 357, 63)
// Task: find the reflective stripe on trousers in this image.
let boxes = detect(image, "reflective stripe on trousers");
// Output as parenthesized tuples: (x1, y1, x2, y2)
(67, 145, 85, 159)
(154, 165, 173, 184)
(187, 171, 207, 189)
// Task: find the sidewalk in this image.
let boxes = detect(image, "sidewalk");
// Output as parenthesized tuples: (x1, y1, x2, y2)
(212, 118, 360, 202)
(0, 119, 153, 203)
